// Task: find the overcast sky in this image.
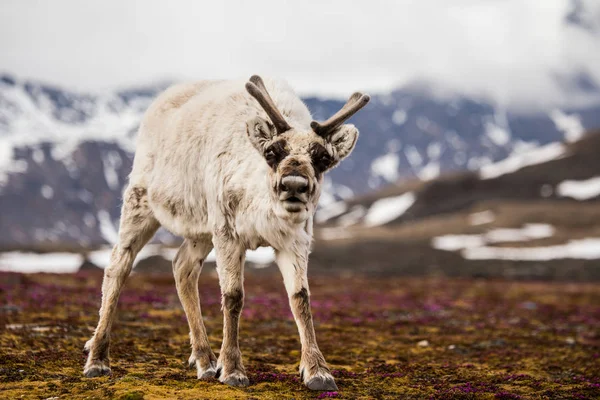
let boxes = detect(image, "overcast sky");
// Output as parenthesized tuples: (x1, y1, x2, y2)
(1, 0, 599, 108)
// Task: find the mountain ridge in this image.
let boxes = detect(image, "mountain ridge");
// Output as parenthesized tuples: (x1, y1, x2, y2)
(1, 73, 600, 249)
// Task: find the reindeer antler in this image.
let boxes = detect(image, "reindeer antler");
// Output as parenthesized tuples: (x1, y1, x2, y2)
(245, 75, 292, 134)
(311, 92, 370, 138)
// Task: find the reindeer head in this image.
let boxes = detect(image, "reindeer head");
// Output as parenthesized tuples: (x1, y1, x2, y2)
(245, 75, 369, 221)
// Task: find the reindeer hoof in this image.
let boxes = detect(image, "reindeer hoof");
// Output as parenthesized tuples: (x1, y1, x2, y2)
(198, 361, 218, 380)
(301, 368, 338, 391)
(220, 371, 249, 387)
(306, 375, 338, 391)
(223, 375, 249, 387)
(83, 360, 111, 377)
(199, 368, 217, 379)
(189, 353, 218, 379)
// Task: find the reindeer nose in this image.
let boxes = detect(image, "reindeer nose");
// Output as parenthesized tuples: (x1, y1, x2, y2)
(280, 175, 309, 195)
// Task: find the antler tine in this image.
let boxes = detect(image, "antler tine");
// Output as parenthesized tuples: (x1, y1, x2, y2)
(311, 92, 370, 138)
(245, 75, 291, 134)
(249, 75, 269, 94)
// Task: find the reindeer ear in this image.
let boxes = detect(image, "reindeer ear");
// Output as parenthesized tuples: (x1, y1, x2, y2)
(328, 124, 359, 161)
(246, 116, 275, 152)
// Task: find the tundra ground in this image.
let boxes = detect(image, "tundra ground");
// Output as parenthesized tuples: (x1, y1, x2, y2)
(1, 269, 599, 399)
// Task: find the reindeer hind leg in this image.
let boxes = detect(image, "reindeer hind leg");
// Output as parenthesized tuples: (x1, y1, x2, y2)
(83, 185, 160, 377)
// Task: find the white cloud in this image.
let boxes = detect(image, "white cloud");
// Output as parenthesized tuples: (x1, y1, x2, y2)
(0, 0, 599, 108)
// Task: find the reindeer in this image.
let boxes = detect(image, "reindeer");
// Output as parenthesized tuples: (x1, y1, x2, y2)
(83, 75, 369, 391)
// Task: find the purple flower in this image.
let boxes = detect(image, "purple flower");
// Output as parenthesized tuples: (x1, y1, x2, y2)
(317, 392, 339, 399)
(495, 392, 522, 400)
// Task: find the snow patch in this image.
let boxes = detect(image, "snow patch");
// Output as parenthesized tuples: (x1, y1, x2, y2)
(319, 228, 352, 241)
(0, 142, 28, 187)
(479, 142, 565, 180)
(182, 247, 276, 267)
(556, 176, 600, 200)
(97, 210, 119, 245)
(550, 110, 585, 142)
(485, 122, 511, 146)
(0, 80, 157, 190)
(32, 148, 45, 163)
(89, 245, 162, 269)
(432, 235, 485, 251)
(404, 146, 423, 168)
(338, 206, 366, 227)
(463, 238, 600, 261)
(243, 247, 276, 266)
(485, 224, 555, 243)
(316, 201, 348, 224)
(418, 162, 440, 181)
(102, 151, 122, 190)
(40, 185, 54, 199)
(468, 210, 495, 226)
(364, 192, 416, 227)
(392, 109, 407, 125)
(427, 142, 442, 159)
(468, 156, 492, 171)
(318, 177, 337, 207)
(511, 140, 538, 155)
(88, 244, 276, 270)
(371, 153, 399, 183)
(335, 184, 354, 200)
(0, 252, 83, 273)
(86, 248, 113, 268)
(433, 224, 555, 252)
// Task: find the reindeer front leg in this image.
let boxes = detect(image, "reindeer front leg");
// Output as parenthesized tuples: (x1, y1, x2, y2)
(213, 233, 249, 387)
(276, 248, 338, 391)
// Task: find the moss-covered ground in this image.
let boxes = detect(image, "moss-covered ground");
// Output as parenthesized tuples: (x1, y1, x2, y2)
(1, 270, 599, 399)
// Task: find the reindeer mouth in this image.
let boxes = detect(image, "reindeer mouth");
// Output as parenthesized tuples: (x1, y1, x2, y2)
(282, 195, 306, 212)
(278, 174, 309, 213)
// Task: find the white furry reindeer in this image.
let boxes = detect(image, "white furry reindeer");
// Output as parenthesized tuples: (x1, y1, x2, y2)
(83, 75, 369, 391)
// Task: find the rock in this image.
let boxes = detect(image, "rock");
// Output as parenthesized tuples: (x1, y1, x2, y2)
(78, 258, 102, 272)
(417, 340, 429, 347)
(0, 304, 22, 313)
(133, 255, 172, 274)
(475, 339, 506, 349)
(521, 301, 538, 310)
(565, 337, 576, 345)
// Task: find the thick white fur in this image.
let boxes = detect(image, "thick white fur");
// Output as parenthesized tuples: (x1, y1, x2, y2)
(135, 78, 316, 249)
(84, 77, 359, 390)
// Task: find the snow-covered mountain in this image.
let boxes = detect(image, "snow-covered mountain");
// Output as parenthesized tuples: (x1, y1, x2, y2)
(1, 73, 600, 249)
(317, 129, 600, 229)
(310, 130, 600, 280)
(309, 84, 600, 194)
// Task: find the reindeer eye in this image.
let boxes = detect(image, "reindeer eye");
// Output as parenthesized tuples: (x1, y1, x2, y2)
(316, 155, 332, 171)
(264, 140, 288, 168)
(310, 143, 333, 174)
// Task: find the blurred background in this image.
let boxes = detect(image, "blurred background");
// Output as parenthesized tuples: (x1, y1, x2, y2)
(1, 0, 600, 280)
